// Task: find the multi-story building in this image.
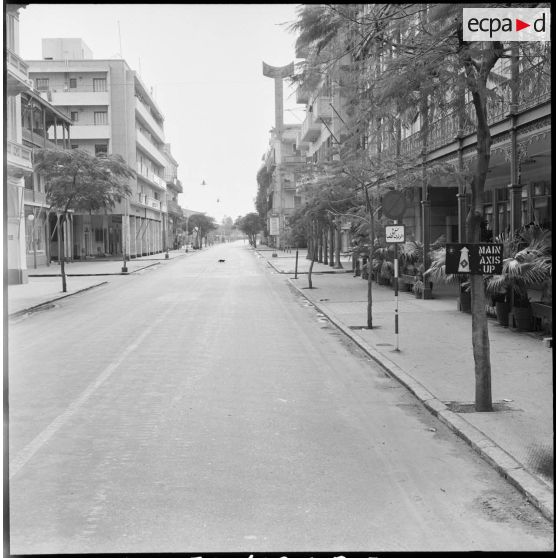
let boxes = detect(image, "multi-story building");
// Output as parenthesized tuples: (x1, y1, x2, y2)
(6, 6, 72, 283)
(163, 144, 184, 250)
(263, 124, 305, 247)
(262, 61, 306, 248)
(293, 8, 551, 262)
(26, 38, 172, 259)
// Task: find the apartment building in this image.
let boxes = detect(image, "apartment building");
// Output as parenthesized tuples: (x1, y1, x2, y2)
(27, 39, 172, 259)
(262, 61, 306, 248)
(263, 124, 305, 248)
(162, 144, 184, 250)
(6, 6, 72, 283)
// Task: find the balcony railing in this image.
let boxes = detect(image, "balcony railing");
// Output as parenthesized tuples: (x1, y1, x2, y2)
(136, 129, 168, 167)
(282, 155, 306, 164)
(135, 98, 165, 143)
(312, 96, 332, 123)
(7, 140, 33, 169)
(146, 196, 161, 210)
(379, 65, 551, 160)
(136, 164, 167, 190)
(6, 48, 29, 80)
(300, 112, 321, 143)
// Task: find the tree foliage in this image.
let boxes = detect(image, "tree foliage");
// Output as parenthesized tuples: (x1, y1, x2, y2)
(34, 148, 134, 214)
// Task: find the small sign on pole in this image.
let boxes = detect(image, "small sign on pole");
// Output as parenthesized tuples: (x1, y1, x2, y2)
(385, 224, 405, 352)
(385, 224, 406, 243)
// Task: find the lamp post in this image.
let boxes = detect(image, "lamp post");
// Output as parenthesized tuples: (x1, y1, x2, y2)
(27, 213, 37, 269)
(122, 196, 128, 273)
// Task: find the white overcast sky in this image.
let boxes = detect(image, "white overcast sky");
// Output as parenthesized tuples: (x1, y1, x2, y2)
(18, 3, 304, 223)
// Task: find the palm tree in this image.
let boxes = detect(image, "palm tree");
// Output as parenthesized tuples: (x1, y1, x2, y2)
(485, 225, 551, 329)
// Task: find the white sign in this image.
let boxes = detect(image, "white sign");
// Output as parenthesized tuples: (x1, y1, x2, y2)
(385, 225, 405, 243)
(269, 217, 280, 236)
(463, 8, 550, 42)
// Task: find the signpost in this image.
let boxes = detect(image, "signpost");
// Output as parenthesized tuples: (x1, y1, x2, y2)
(385, 224, 406, 352)
(445, 243, 504, 275)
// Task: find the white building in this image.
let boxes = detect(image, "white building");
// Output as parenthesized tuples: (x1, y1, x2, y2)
(26, 38, 173, 259)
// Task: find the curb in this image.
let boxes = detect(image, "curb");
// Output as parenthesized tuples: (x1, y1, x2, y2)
(28, 262, 161, 278)
(8, 281, 108, 319)
(264, 258, 352, 275)
(287, 277, 555, 522)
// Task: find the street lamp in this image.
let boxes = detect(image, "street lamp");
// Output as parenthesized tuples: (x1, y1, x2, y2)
(27, 213, 37, 269)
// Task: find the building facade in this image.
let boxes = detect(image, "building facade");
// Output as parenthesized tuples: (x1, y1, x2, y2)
(263, 124, 306, 248)
(6, 6, 72, 283)
(27, 39, 173, 260)
(290, 8, 551, 259)
(163, 144, 185, 250)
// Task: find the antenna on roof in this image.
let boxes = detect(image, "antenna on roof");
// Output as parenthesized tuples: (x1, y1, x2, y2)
(118, 20, 123, 58)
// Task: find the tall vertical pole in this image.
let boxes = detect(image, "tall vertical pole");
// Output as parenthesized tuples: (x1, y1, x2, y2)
(394, 221, 400, 351)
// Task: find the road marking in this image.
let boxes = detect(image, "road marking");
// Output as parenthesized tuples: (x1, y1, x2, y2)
(9, 305, 175, 480)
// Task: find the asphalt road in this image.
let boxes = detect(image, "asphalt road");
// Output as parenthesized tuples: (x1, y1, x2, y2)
(8, 242, 553, 553)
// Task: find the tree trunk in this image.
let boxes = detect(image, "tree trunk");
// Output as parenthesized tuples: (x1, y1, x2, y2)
(335, 217, 343, 269)
(329, 222, 334, 267)
(323, 224, 328, 265)
(468, 85, 494, 412)
(364, 187, 374, 329)
(60, 213, 67, 293)
(317, 223, 323, 263)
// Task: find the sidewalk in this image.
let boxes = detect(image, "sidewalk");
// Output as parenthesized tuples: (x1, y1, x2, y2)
(258, 247, 554, 521)
(7, 249, 189, 317)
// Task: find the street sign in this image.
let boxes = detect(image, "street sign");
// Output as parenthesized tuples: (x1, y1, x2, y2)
(385, 224, 406, 243)
(445, 243, 503, 275)
(382, 191, 407, 219)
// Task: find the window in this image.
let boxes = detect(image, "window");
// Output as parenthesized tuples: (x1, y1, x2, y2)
(94, 111, 108, 125)
(70, 111, 79, 122)
(95, 144, 108, 156)
(36, 78, 49, 91)
(93, 78, 107, 92)
(69, 78, 77, 89)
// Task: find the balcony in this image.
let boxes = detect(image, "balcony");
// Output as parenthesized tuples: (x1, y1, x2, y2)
(136, 164, 167, 191)
(7, 140, 33, 173)
(22, 128, 58, 149)
(6, 49, 33, 94)
(136, 130, 168, 167)
(282, 155, 306, 165)
(312, 96, 332, 123)
(379, 65, 551, 160)
(50, 90, 109, 106)
(69, 125, 110, 140)
(300, 112, 321, 143)
(145, 196, 161, 210)
(135, 99, 165, 143)
(23, 189, 47, 206)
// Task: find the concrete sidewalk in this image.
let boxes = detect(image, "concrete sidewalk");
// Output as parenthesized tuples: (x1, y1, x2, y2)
(6, 249, 190, 317)
(258, 247, 554, 521)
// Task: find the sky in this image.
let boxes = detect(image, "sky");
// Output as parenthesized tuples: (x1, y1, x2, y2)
(18, 3, 305, 223)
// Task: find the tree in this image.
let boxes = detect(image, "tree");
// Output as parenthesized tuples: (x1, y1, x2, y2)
(289, 3, 550, 410)
(237, 212, 264, 247)
(34, 148, 134, 292)
(188, 213, 217, 248)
